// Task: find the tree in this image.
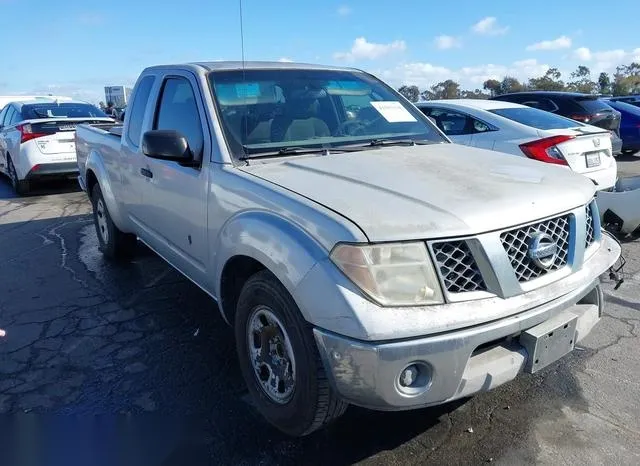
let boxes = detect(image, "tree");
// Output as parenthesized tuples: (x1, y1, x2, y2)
(430, 80, 461, 99)
(612, 63, 640, 95)
(398, 85, 420, 102)
(500, 76, 525, 95)
(528, 68, 565, 91)
(598, 72, 611, 95)
(483, 79, 502, 96)
(461, 89, 490, 99)
(568, 66, 597, 94)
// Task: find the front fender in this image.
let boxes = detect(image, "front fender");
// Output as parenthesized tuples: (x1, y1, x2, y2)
(85, 151, 132, 232)
(213, 210, 331, 322)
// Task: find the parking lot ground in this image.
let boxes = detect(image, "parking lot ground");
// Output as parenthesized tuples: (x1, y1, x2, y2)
(0, 160, 639, 466)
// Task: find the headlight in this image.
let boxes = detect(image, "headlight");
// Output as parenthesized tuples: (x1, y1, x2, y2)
(330, 242, 444, 306)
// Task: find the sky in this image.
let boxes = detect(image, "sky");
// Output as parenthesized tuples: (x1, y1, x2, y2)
(1, 0, 639, 103)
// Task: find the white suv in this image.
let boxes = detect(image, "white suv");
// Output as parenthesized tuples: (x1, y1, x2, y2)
(0, 99, 113, 194)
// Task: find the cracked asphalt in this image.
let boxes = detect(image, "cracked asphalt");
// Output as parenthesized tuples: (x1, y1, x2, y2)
(1, 154, 640, 466)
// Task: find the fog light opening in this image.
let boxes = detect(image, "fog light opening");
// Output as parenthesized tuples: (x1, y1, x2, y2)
(397, 362, 432, 395)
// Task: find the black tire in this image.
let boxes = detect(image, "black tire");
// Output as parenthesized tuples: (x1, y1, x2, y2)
(7, 156, 30, 195)
(91, 183, 137, 261)
(235, 270, 347, 436)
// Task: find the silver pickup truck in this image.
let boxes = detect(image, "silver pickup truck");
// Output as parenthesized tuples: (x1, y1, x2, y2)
(76, 61, 621, 436)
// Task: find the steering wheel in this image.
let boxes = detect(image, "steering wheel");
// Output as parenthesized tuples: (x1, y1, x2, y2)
(335, 120, 368, 136)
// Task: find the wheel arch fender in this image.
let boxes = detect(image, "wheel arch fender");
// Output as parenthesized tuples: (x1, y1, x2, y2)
(85, 151, 132, 232)
(213, 210, 330, 324)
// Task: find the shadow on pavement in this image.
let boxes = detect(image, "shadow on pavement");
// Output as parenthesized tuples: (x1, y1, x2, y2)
(0, 213, 469, 466)
(0, 175, 81, 200)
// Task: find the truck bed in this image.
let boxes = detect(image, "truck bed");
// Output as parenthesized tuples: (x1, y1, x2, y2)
(75, 123, 124, 190)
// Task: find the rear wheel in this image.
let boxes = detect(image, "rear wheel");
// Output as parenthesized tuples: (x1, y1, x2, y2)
(235, 270, 347, 436)
(7, 156, 30, 195)
(91, 183, 137, 261)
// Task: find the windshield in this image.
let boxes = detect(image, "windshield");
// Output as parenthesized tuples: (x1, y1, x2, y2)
(21, 103, 108, 120)
(208, 69, 446, 157)
(490, 107, 582, 130)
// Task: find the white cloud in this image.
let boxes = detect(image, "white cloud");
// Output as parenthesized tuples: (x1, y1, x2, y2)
(337, 5, 352, 16)
(471, 17, 509, 36)
(334, 37, 406, 62)
(573, 47, 592, 61)
(278, 57, 293, 62)
(378, 58, 550, 90)
(570, 47, 640, 72)
(434, 35, 462, 50)
(526, 36, 572, 51)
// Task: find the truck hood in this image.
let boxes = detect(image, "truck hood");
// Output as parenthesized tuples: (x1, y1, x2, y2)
(240, 144, 596, 242)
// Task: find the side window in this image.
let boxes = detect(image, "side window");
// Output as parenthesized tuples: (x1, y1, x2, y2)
(0, 108, 7, 127)
(154, 77, 204, 158)
(9, 108, 22, 125)
(127, 75, 156, 147)
(4, 108, 16, 126)
(428, 108, 493, 135)
(522, 99, 542, 109)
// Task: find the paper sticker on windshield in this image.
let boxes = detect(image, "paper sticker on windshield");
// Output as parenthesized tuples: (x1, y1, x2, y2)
(370, 101, 417, 123)
(235, 83, 261, 98)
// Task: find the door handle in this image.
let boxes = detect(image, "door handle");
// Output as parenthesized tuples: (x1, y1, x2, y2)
(140, 167, 153, 179)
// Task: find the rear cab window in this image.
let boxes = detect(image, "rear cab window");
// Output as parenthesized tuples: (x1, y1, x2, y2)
(20, 103, 106, 120)
(490, 107, 581, 130)
(574, 98, 613, 113)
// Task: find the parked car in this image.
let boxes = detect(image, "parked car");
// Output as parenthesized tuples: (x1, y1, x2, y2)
(76, 61, 620, 436)
(0, 95, 72, 112)
(416, 99, 617, 191)
(601, 99, 640, 154)
(608, 95, 640, 108)
(0, 99, 113, 194)
(491, 91, 623, 155)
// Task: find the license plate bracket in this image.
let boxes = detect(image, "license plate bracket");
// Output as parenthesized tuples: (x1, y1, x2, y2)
(520, 312, 578, 374)
(586, 151, 601, 168)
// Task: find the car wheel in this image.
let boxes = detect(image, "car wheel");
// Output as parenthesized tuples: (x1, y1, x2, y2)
(235, 270, 347, 436)
(91, 183, 137, 261)
(7, 156, 30, 195)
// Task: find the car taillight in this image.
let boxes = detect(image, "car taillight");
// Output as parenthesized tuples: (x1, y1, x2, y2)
(570, 114, 594, 123)
(519, 135, 574, 165)
(17, 124, 49, 143)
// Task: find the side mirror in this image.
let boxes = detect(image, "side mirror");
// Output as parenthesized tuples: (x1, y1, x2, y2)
(142, 130, 194, 165)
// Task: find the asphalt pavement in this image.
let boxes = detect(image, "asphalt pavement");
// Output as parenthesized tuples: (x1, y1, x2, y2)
(1, 155, 639, 466)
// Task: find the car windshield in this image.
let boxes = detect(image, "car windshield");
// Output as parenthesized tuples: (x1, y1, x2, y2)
(208, 68, 446, 157)
(490, 107, 581, 130)
(21, 103, 107, 120)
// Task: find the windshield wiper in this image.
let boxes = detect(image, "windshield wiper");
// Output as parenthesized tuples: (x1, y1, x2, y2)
(367, 138, 436, 147)
(239, 146, 366, 160)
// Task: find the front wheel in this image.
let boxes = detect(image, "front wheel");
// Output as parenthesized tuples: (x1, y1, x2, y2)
(91, 184, 137, 261)
(235, 270, 347, 436)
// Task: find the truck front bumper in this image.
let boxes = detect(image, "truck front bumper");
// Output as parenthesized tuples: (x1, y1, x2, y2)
(313, 234, 620, 411)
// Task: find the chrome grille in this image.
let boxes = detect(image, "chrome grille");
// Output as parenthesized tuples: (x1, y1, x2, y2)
(432, 241, 487, 293)
(585, 204, 595, 248)
(500, 215, 571, 282)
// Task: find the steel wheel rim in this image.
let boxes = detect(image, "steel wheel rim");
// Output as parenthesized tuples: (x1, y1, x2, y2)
(247, 305, 296, 404)
(96, 199, 109, 244)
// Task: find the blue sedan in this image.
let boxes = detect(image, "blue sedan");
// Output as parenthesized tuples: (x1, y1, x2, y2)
(605, 100, 640, 154)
